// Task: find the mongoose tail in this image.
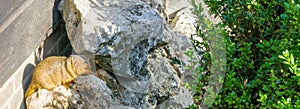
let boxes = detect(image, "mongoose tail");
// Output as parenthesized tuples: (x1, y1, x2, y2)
(25, 84, 39, 98)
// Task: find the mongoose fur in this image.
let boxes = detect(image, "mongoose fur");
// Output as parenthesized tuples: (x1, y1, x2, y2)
(25, 55, 91, 98)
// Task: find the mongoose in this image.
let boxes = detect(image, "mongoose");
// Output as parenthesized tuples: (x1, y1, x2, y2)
(25, 55, 91, 98)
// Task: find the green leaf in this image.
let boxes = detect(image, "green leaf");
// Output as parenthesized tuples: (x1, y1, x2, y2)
(283, 61, 290, 65)
(294, 4, 300, 12)
(283, 2, 290, 9)
(278, 55, 285, 60)
(291, 54, 294, 64)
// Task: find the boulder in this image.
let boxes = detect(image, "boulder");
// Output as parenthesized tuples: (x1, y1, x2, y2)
(69, 75, 115, 109)
(58, 0, 199, 108)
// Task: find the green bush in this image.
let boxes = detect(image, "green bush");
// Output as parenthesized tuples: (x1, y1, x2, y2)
(190, 0, 300, 108)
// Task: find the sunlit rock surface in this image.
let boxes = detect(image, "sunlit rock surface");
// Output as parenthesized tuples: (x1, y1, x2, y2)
(25, 86, 72, 109)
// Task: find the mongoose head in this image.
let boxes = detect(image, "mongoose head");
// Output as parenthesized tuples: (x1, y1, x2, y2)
(68, 55, 92, 76)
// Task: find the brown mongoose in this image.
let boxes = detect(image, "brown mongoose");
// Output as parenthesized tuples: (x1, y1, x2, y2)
(25, 55, 91, 98)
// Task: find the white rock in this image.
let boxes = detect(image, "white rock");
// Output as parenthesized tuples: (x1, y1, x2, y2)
(26, 86, 72, 109)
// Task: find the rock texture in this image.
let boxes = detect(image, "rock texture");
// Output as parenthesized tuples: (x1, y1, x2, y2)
(142, 0, 197, 39)
(70, 75, 119, 109)
(156, 88, 194, 109)
(27, 0, 202, 108)
(25, 86, 72, 109)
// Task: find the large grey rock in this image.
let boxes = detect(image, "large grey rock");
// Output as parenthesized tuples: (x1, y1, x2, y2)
(60, 0, 198, 108)
(69, 75, 115, 109)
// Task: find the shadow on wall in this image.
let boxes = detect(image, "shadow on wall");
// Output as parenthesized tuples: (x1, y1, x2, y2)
(21, 63, 35, 109)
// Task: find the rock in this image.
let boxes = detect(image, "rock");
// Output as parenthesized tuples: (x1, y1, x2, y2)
(141, 0, 163, 13)
(25, 86, 72, 109)
(59, 0, 198, 108)
(109, 106, 136, 109)
(156, 88, 194, 109)
(70, 75, 115, 109)
(60, 0, 196, 91)
(142, 0, 197, 38)
(94, 69, 124, 96)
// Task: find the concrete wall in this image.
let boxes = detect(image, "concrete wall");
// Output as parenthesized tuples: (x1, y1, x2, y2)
(0, 0, 72, 108)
